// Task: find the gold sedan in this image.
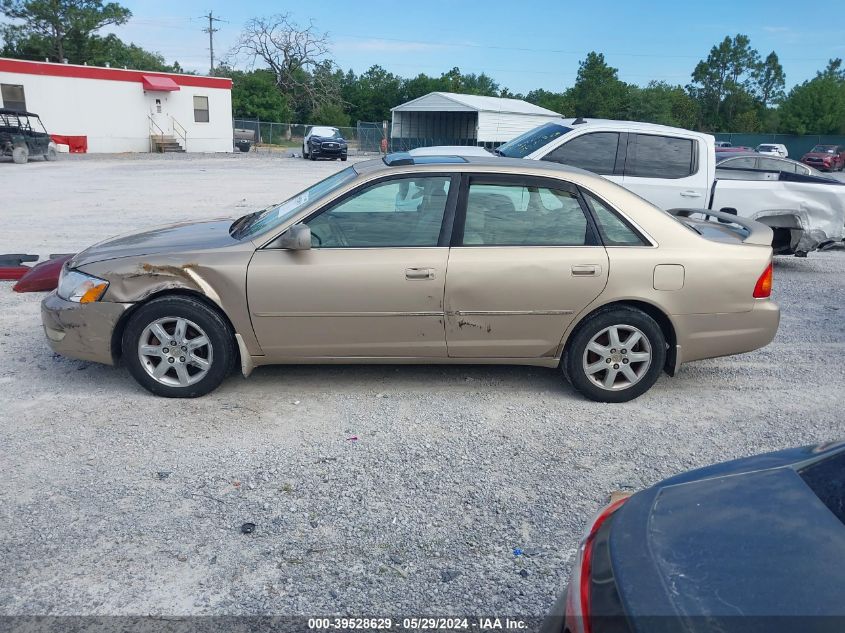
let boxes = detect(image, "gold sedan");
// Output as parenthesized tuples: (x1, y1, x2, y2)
(42, 154, 779, 402)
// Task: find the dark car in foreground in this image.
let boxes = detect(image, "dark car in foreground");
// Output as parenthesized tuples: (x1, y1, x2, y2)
(543, 441, 845, 633)
(801, 144, 845, 172)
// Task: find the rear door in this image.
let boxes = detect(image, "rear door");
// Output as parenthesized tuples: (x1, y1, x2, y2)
(622, 133, 708, 208)
(443, 174, 609, 358)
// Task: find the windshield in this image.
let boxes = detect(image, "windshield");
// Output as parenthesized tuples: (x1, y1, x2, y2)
(311, 127, 342, 139)
(234, 167, 357, 238)
(811, 145, 836, 154)
(496, 123, 572, 158)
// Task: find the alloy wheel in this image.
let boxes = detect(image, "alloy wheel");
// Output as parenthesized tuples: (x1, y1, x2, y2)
(137, 317, 213, 387)
(582, 324, 652, 391)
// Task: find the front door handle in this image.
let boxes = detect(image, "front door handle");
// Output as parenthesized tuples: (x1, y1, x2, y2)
(571, 264, 601, 277)
(680, 190, 703, 198)
(405, 267, 436, 280)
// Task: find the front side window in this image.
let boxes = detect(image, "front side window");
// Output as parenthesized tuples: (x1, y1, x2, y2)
(541, 132, 619, 175)
(462, 182, 589, 246)
(307, 176, 451, 248)
(193, 96, 209, 123)
(626, 134, 695, 179)
(1, 84, 26, 111)
(496, 123, 572, 158)
(583, 191, 646, 246)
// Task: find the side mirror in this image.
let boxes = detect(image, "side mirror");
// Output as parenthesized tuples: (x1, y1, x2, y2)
(273, 224, 312, 250)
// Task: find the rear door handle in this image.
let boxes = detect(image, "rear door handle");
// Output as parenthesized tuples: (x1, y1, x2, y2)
(680, 190, 702, 198)
(571, 264, 601, 277)
(405, 267, 436, 280)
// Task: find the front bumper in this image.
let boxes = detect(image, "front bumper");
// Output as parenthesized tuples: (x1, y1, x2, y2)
(41, 292, 132, 365)
(310, 143, 347, 157)
(674, 300, 781, 365)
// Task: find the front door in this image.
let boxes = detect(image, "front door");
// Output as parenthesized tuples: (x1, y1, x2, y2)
(247, 174, 457, 358)
(444, 176, 609, 358)
(147, 95, 169, 134)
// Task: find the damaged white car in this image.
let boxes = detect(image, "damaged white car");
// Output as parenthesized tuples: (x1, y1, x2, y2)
(487, 119, 845, 256)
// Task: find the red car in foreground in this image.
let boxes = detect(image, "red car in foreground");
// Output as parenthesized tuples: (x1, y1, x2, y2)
(801, 144, 845, 171)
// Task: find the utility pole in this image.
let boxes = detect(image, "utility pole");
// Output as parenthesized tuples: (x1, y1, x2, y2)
(200, 11, 224, 75)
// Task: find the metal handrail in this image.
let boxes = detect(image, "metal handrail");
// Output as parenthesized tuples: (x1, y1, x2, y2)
(148, 114, 165, 153)
(172, 116, 187, 152)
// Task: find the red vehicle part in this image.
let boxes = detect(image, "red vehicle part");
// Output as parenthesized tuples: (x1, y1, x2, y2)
(12, 255, 73, 292)
(564, 497, 630, 633)
(0, 266, 30, 280)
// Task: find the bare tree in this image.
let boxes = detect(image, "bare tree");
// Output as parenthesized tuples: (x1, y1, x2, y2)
(230, 14, 340, 110)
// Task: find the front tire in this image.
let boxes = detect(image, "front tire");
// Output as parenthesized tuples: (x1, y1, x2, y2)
(45, 147, 58, 161)
(122, 296, 235, 398)
(12, 146, 28, 164)
(564, 307, 666, 403)
(302, 143, 309, 159)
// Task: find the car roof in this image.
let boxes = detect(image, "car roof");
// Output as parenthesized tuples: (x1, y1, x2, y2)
(551, 117, 713, 139)
(0, 107, 39, 117)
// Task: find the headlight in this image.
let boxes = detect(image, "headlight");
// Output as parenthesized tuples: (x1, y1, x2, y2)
(57, 268, 109, 303)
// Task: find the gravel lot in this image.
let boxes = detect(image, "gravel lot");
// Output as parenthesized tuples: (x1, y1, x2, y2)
(1, 153, 844, 624)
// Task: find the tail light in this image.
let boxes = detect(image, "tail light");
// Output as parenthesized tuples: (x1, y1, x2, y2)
(753, 262, 773, 298)
(564, 497, 629, 633)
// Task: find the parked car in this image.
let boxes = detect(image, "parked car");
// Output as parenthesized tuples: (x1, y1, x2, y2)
(715, 140, 732, 148)
(717, 151, 822, 176)
(801, 144, 845, 172)
(483, 118, 843, 255)
(756, 142, 788, 157)
(542, 441, 845, 633)
(0, 108, 57, 164)
(302, 126, 348, 161)
(41, 154, 779, 401)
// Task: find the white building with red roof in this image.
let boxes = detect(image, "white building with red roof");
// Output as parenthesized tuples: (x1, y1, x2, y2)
(0, 58, 233, 153)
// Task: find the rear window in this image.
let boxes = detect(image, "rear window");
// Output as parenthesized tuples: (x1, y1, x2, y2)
(799, 451, 845, 524)
(626, 134, 696, 179)
(541, 132, 620, 175)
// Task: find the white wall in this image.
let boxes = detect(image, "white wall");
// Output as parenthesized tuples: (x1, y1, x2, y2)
(477, 112, 560, 144)
(0, 69, 233, 153)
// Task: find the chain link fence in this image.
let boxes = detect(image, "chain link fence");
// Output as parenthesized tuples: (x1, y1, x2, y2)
(233, 119, 391, 155)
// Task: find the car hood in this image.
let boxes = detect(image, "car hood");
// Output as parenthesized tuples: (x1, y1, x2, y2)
(803, 152, 835, 159)
(70, 218, 239, 268)
(609, 443, 845, 625)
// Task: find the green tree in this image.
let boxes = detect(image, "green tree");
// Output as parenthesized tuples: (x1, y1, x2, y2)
(0, 0, 131, 62)
(754, 51, 785, 106)
(342, 65, 405, 122)
(778, 60, 845, 134)
(689, 34, 763, 129)
(524, 88, 572, 115)
(566, 52, 629, 118)
(84, 34, 180, 71)
(217, 68, 291, 121)
(626, 81, 698, 129)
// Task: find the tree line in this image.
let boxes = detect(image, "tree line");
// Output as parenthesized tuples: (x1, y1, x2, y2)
(2, 2, 844, 135)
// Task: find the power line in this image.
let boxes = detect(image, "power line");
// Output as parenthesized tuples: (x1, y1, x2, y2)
(199, 11, 226, 74)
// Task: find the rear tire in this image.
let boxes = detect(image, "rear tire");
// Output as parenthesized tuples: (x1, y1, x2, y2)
(563, 307, 666, 403)
(122, 296, 235, 398)
(12, 146, 28, 164)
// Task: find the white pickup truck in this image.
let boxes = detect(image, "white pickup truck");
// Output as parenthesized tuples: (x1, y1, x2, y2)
(480, 118, 845, 255)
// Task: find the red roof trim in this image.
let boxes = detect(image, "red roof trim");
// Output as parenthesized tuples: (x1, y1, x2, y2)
(0, 58, 231, 90)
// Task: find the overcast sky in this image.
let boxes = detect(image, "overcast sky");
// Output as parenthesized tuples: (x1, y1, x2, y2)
(109, 0, 845, 93)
